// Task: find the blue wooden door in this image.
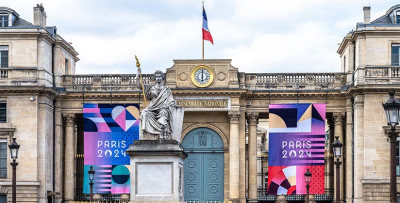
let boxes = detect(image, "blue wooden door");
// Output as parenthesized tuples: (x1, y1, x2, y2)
(182, 128, 224, 201)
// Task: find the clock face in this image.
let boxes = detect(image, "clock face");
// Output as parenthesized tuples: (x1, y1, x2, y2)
(194, 68, 210, 84)
(191, 65, 214, 87)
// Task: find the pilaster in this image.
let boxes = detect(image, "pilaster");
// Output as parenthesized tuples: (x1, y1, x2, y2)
(345, 98, 353, 203)
(54, 101, 63, 203)
(239, 107, 246, 203)
(228, 111, 240, 202)
(247, 112, 258, 203)
(63, 114, 75, 201)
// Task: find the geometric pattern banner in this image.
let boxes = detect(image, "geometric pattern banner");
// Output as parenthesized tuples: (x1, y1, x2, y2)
(267, 103, 325, 195)
(83, 103, 140, 194)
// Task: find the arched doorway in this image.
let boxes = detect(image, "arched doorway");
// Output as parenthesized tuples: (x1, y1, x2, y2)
(182, 127, 224, 201)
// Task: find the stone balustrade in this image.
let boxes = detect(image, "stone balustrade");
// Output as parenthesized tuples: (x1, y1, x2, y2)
(0, 70, 350, 91)
(61, 74, 152, 91)
(60, 72, 348, 91)
(246, 73, 346, 90)
(0, 68, 39, 86)
(354, 66, 400, 85)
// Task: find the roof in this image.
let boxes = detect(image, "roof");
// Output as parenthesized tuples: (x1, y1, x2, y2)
(12, 18, 38, 29)
(370, 4, 400, 25)
(371, 15, 392, 24)
(0, 7, 19, 18)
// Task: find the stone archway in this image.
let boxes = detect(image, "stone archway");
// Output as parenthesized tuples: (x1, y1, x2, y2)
(181, 127, 224, 201)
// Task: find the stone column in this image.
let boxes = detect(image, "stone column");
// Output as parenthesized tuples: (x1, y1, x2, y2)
(54, 101, 63, 203)
(333, 113, 345, 202)
(345, 99, 353, 203)
(239, 108, 246, 203)
(63, 114, 75, 201)
(228, 111, 240, 202)
(247, 112, 259, 202)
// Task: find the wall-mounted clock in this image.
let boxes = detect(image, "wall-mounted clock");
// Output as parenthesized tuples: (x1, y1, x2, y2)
(190, 65, 214, 87)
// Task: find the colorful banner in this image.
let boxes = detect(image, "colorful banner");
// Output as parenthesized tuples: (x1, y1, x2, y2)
(267, 103, 325, 195)
(83, 103, 140, 194)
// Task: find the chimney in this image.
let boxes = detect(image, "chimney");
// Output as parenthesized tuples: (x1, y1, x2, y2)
(363, 6, 371, 24)
(33, 3, 46, 27)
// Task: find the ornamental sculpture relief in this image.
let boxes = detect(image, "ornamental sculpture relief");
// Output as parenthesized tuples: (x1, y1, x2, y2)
(247, 112, 259, 126)
(228, 111, 240, 123)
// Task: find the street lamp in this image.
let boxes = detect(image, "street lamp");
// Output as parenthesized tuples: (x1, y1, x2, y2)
(8, 138, 20, 203)
(332, 136, 343, 203)
(88, 166, 95, 202)
(382, 90, 400, 203)
(304, 169, 312, 203)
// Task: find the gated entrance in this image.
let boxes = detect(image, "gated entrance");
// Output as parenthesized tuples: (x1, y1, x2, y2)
(182, 127, 224, 201)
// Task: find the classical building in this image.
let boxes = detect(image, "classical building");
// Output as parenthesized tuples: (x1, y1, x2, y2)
(0, 3, 399, 203)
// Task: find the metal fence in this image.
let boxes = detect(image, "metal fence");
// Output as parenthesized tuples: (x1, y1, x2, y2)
(69, 201, 232, 203)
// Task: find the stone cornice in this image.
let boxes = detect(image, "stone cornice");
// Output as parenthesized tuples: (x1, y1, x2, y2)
(172, 88, 247, 96)
(0, 86, 59, 96)
(55, 39, 79, 59)
(344, 85, 400, 95)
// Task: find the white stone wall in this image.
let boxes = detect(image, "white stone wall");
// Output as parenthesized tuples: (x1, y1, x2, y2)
(0, 39, 37, 68)
(8, 96, 38, 181)
(54, 45, 76, 87)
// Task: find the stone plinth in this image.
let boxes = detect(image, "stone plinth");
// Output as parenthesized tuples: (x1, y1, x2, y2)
(126, 139, 188, 201)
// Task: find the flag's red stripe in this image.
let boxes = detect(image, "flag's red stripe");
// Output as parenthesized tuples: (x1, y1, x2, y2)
(202, 28, 214, 44)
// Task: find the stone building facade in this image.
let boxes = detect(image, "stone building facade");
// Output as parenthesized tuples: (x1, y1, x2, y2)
(0, 3, 399, 203)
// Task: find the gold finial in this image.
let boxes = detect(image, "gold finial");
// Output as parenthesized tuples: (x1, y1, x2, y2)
(135, 55, 140, 68)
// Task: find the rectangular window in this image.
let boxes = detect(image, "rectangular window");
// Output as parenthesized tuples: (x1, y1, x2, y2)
(0, 195, 6, 202)
(0, 46, 8, 68)
(397, 12, 400, 24)
(0, 103, 5, 123)
(0, 15, 8, 28)
(0, 140, 7, 178)
(65, 59, 69, 75)
(392, 45, 400, 66)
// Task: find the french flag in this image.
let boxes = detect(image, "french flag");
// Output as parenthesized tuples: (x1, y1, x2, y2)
(202, 6, 214, 44)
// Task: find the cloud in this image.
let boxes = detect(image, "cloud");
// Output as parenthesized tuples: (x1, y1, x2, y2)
(2, 0, 399, 74)
(222, 22, 339, 73)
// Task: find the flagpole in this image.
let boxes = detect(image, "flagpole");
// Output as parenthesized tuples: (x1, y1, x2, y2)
(202, 37, 204, 60)
(202, 0, 204, 60)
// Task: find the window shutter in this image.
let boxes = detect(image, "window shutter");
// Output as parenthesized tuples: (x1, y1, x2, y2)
(0, 51, 8, 68)
(3, 16, 8, 27)
(392, 46, 400, 66)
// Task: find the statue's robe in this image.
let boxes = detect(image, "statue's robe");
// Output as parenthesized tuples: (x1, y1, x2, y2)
(141, 84, 174, 137)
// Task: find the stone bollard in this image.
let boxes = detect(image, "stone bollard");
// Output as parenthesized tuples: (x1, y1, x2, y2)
(120, 193, 130, 202)
(309, 194, 317, 203)
(93, 193, 102, 201)
(275, 195, 287, 203)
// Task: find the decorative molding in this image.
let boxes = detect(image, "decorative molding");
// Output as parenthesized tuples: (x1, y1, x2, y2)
(178, 72, 188, 81)
(247, 112, 259, 126)
(181, 124, 229, 150)
(0, 128, 15, 137)
(333, 112, 345, 125)
(63, 114, 75, 127)
(217, 72, 226, 81)
(228, 111, 240, 123)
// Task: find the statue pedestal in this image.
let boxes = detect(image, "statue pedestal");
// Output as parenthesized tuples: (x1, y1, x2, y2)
(126, 139, 188, 201)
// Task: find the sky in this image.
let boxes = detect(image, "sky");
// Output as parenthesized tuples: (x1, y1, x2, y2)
(1, 0, 399, 74)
